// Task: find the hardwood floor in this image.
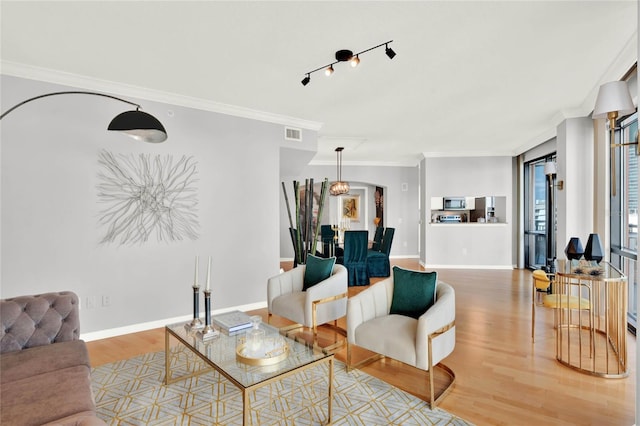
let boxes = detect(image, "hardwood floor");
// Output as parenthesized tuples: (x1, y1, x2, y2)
(87, 259, 636, 425)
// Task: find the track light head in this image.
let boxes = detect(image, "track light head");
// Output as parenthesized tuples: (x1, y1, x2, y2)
(350, 55, 360, 68)
(385, 45, 396, 59)
(325, 65, 334, 76)
(301, 75, 310, 86)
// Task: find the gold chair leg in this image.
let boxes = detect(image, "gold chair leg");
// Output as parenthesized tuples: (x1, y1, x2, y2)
(429, 363, 456, 408)
(278, 323, 305, 337)
(428, 332, 435, 407)
(532, 288, 536, 342)
(310, 292, 348, 352)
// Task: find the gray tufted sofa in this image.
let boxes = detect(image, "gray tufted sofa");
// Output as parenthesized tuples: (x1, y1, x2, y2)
(1, 291, 106, 426)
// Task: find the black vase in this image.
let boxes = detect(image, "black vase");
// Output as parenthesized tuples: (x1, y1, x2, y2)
(584, 233, 604, 263)
(564, 237, 584, 260)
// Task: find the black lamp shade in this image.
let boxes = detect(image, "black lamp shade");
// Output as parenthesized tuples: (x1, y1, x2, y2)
(564, 237, 584, 260)
(584, 233, 604, 262)
(108, 110, 167, 143)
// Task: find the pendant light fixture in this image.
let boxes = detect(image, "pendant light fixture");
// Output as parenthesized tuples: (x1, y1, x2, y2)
(0, 91, 168, 143)
(329, 147, 350, 196)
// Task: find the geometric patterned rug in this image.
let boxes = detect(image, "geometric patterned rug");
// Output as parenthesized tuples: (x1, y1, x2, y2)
(92, 349, 473, 425)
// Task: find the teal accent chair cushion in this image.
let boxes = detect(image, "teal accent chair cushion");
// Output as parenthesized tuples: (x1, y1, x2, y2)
(303, 254, 336, 291)
(389, 266, 438, 319)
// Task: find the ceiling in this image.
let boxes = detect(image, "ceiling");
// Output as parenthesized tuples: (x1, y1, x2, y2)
(1, 1, 637, 166)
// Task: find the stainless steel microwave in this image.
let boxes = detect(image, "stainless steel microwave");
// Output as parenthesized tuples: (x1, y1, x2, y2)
(443, 197, 466, 210)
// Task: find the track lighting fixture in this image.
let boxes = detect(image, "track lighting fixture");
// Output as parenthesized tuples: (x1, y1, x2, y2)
(301, 40, 395, 86)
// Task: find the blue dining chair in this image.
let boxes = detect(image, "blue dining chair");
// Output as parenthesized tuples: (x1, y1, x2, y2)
(370, 226, 384, 252)
(340, 230, 370, 286)
(320, 224, 343, 258)
(367, 227, 395, 277)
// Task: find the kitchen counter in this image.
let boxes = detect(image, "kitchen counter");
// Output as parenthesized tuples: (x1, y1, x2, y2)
(429, 222, 507, 226)
(425, 221, 512, 268)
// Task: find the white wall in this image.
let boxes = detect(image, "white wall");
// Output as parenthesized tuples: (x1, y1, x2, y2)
(422, 156, 515, 268)
(1, 75, 296, 335)
(555, 117, 595, 255)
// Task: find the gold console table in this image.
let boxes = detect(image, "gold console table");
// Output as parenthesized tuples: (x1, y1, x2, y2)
(554, 260, 628, 378)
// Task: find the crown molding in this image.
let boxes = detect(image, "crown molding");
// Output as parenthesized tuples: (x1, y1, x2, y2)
(1, 61, 323, 131)
(421, 150, 516, 158)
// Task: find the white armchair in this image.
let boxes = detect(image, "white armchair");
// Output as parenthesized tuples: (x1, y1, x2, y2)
(346, 276, 456, 407)
(267, 264, 348, 340)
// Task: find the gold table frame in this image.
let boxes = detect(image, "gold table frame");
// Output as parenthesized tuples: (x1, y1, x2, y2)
(165, 321, 334, 425)
(554, 260, 628, 378)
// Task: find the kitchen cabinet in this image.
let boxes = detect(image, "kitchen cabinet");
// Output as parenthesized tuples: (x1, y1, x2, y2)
(465, 197, 476, 210)
(430, 197, 444, 210)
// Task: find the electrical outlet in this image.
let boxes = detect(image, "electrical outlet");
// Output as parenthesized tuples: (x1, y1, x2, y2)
(86, 296, 97, 309)
(102, 295, 111, 307)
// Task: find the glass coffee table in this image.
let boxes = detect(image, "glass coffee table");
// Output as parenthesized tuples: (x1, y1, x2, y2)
(164, 320, 334, 425)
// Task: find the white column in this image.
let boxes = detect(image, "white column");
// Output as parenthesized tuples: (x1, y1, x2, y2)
(555, 117, 595, 258)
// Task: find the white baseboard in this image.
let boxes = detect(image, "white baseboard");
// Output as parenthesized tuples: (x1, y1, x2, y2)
(419, 262, 514, 270)
(80, 301, 267, 342)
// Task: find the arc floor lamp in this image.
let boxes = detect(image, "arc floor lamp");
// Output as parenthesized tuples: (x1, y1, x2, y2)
(0, 91, 168, 143)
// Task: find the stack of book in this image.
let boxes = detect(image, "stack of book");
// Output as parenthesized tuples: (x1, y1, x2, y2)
(211, 310, 253, 333)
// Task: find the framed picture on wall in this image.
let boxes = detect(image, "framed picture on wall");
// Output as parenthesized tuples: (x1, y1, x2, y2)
(340, 194, 360, 222)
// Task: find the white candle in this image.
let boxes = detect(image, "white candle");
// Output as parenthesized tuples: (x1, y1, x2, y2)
(194, 256, 199, 287)
(206, 256, 211, 291)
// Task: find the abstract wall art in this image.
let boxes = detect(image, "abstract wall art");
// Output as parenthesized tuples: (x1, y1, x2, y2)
(340, 194, 360, 222)
(97, 150, 199, 245)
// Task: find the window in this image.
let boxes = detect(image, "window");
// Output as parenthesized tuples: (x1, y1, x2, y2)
(610, 112, 638, 332)
(524, 155, 556, 270)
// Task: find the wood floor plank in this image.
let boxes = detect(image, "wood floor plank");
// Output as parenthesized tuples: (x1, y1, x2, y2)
(86, 259, 636, 425)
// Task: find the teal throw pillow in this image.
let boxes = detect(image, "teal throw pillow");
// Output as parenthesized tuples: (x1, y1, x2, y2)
(303, 255, 336, 291)
(389, 266, 437, 319)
